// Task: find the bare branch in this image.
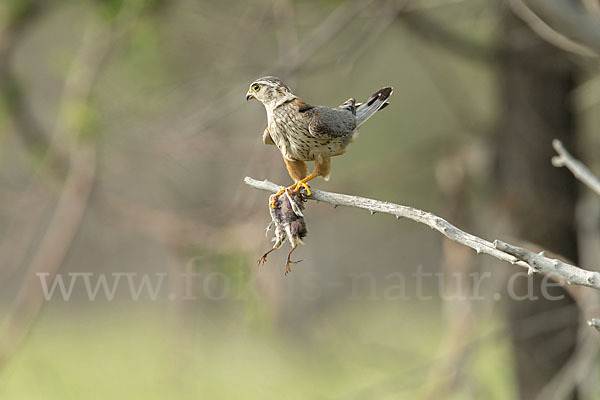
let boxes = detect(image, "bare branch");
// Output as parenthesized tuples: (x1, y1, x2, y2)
(0, 3, 140, 368)
(533, 286, 600, 399)
(0, 1, 69, 179)
(534, 321, 599, 400)
(552, 139, 600, 197)
(508, 0, 598, 57)
(494, 240, 600, 289)
(397, 7, 496, 64)
(338, 0, 403, 76)
(526, 0, 600, 55)
(244, 176, 600, 291)
(0, 147, 96, 369)
(280, 0, 378, 74)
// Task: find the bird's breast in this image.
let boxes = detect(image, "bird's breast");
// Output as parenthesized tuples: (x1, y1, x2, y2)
(268, 105, 348, 161)
(269, 106, 312, 161)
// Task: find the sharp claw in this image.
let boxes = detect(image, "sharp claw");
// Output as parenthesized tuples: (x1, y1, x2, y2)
(270, 181, 310, 208)
(284, 258, 302, 275)
(294, 181, 311, 197)
(269, 188, 288, 208)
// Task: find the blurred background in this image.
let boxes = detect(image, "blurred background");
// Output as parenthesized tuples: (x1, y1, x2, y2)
(1, 0, 600, 398)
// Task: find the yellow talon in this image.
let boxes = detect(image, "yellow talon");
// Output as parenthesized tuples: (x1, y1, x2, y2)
(269, 173, 317, 208)
(295, 181, 311, 197)
(269, 188, 287, 208)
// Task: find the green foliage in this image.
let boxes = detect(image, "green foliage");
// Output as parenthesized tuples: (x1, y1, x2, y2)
(0, 89, 9, 132)
(125, 17, 163, 78)
(96, 0, 161, 22)
(0, 105, 6, 166)
(1, 0, 37, 24)
(0, 80, 49, 164)
(64, 100, 99, 141)
(97, 0, 126, 20)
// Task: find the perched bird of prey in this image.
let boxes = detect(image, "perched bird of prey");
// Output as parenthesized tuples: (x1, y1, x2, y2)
(246, 76, 392, 205)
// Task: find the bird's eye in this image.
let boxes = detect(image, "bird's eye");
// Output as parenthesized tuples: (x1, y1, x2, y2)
(252, 84, 261, 92)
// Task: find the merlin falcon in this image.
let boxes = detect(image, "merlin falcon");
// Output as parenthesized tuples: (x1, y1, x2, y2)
(246, 76, 392, 206)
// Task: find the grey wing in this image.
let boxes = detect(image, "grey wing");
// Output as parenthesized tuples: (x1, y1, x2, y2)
(307, 106, 356, 139)
(263, 127, 275, 145)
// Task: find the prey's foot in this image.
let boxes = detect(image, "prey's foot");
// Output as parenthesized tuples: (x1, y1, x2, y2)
(284, 259, 302, 276)
(258, 247, 277, 265)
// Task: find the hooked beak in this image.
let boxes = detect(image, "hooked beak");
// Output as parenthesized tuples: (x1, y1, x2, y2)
(246, 91, 254, 101)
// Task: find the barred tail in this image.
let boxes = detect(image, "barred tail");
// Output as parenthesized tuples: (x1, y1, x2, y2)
(355, 86, 393, 127)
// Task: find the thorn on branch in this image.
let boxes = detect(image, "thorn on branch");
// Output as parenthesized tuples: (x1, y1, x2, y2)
(588, 319, 600, 333)
(588, 276, 596, 285)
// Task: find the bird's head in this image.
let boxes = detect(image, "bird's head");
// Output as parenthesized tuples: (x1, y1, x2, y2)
(246, 76, 295, 109)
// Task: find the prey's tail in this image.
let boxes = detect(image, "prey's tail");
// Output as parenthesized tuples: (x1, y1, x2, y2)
(355, 86, 393, 127)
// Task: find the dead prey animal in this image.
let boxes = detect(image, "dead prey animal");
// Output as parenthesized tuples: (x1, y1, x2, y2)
(257, 188, 307, 275)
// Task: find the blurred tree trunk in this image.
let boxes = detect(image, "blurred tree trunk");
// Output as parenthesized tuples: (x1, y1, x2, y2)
(495, 7, 581, 400)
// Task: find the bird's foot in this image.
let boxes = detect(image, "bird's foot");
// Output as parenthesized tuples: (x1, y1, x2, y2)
(269, 188, 287, 208)
(269, 181, 309, 208)
(257, 254, 268, 265)
(294, 181, 311, 198)
(258, 247, 277, 266)
(284, 258, 302, 276)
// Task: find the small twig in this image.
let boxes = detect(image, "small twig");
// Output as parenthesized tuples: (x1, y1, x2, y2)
(397, 6, 496, 64)
(588, 319, 600, 332)
(534, 322, 599, 400)
(0, 5, 134, 369)
(508, 0, 598, 57)
(552, 139, 600, 197)
(244, 176, 600, 291)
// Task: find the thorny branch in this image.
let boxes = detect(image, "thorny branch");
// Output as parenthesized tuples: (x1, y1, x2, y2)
(244, 176, 600, 293)
(493, 241, 599, 288)
(552, 139, 600, 197)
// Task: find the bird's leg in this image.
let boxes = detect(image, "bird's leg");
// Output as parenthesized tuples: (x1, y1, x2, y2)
(284, 244, 302, 276)
(269, 176, 315, 208)
(257, 247, 277, 265)
(269, 158, 309, 208)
